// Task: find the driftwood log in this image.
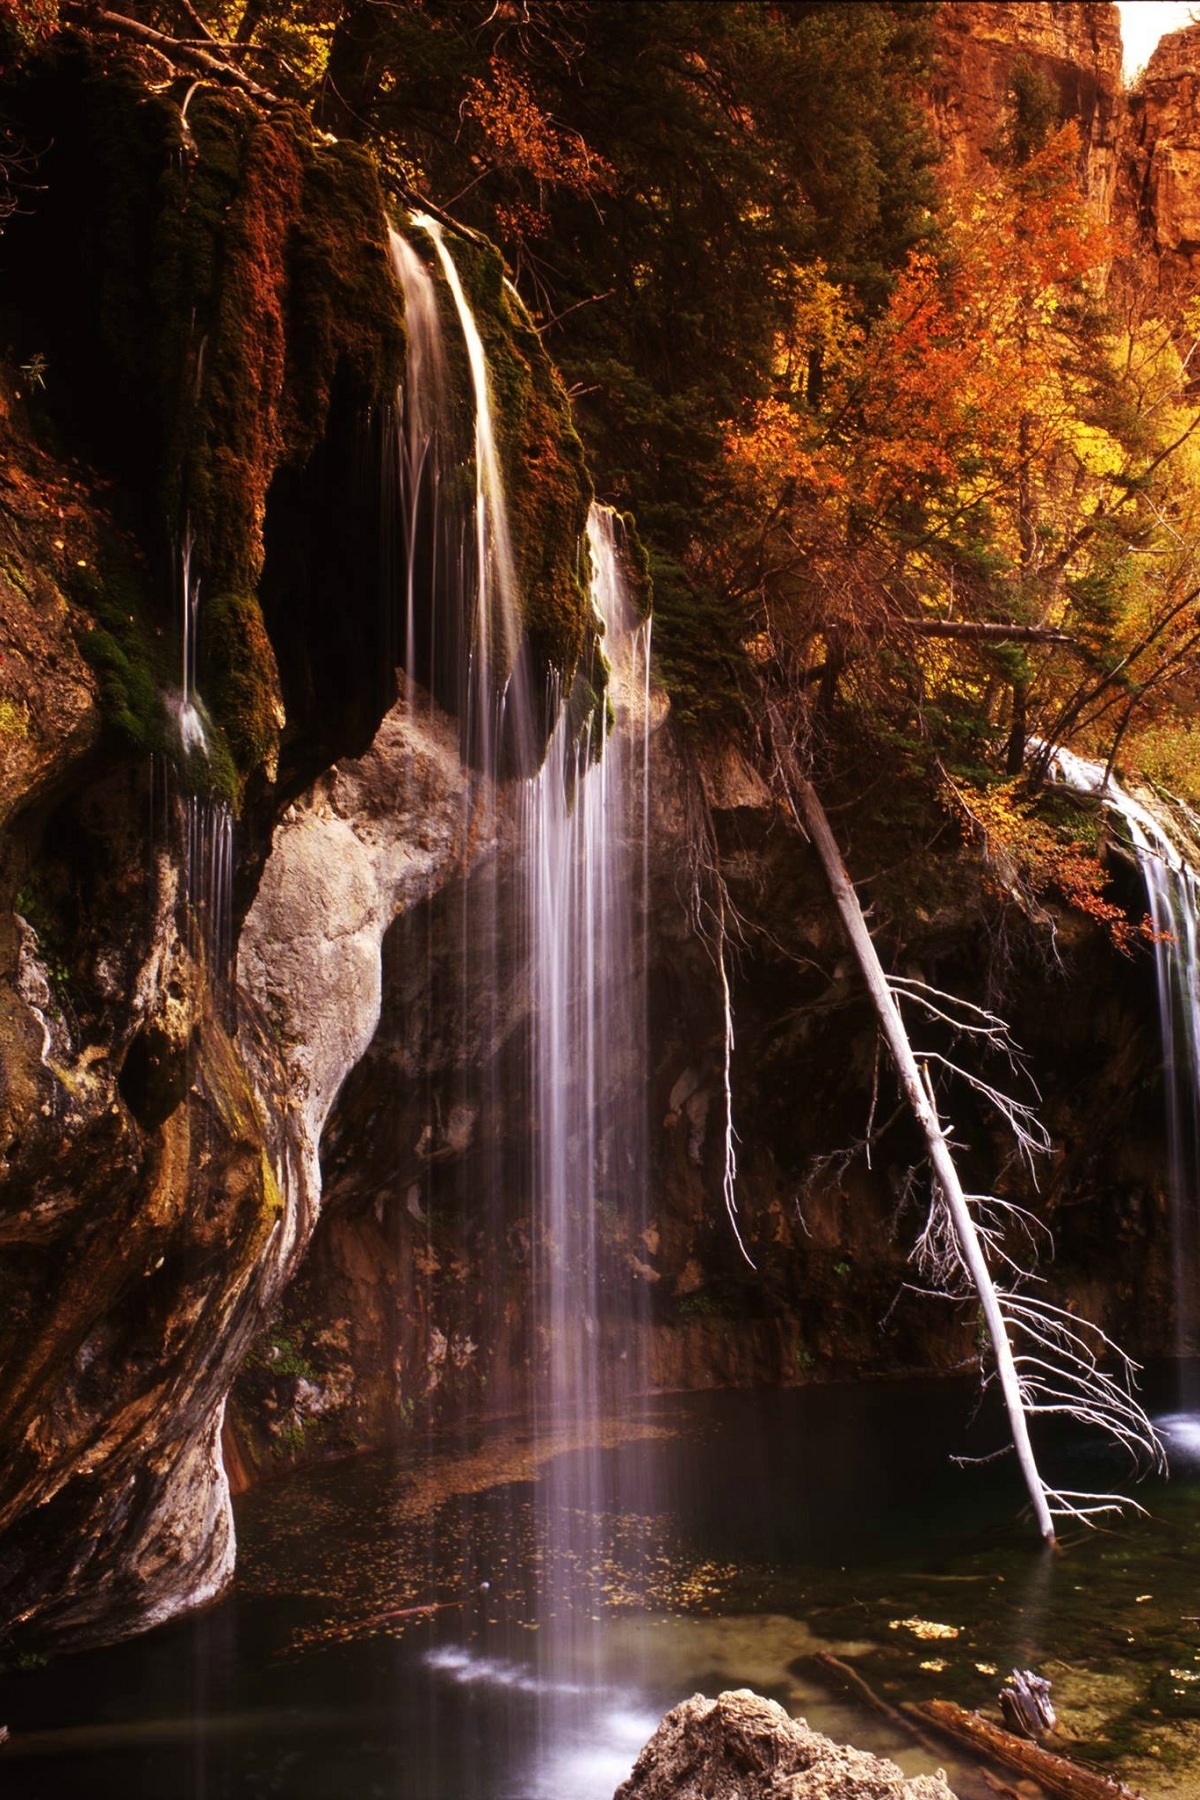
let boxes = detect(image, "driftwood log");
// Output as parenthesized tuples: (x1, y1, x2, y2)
(906, 1700, 1145, 1800)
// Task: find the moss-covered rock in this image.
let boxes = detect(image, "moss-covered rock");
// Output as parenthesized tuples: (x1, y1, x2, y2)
(201, 591, 284, 784)
(1, 45, 407, 800)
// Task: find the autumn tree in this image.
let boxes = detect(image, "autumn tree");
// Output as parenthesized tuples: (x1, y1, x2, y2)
(721, 117, 1200, 811)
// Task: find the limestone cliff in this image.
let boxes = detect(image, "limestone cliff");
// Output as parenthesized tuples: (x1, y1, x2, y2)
(928, 1, 1200, 292)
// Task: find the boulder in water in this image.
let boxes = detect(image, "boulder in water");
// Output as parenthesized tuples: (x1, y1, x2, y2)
(614, 1689, 957, 1800)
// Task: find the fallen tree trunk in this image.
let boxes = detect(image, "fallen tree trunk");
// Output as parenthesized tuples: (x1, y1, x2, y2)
(909, 620, 1073, 644)
(907, 1700, 1144, 1800)
(787, 773, 1057, 1543)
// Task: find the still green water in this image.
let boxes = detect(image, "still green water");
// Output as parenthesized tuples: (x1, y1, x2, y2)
(3, 1374, 1200, 1798)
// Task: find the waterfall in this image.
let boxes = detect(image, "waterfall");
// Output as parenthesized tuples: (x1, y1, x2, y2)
(527, 506, 652, 1699)
(387, 228, 457, 707)
(388, 220, 655, 1746)
(183, 794, 234, 994)
(172, 525, 208, 759)
(166, 518, 233, 993)
(1048, 746, 1200, 1355)
(414, 213, 529, 772)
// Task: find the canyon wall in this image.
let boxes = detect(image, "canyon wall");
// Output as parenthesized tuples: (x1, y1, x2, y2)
(7, 1, 1200, 1653)
(930, 2, 1124, 213)
(930, 0, 1200, 289)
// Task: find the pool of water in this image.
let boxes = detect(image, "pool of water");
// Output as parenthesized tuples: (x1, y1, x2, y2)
(5, 1371, 1200, 1798)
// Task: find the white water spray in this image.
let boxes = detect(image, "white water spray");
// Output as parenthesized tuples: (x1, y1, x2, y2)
(388, 229, 452, 690)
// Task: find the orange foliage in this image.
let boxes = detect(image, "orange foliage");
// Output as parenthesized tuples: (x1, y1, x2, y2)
(951, 778, 1146, 951)
(463, 56, 614, 204)
(837, 126, 1110, 536)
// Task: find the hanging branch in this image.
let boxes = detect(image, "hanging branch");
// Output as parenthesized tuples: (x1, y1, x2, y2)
(678, 745, 755, 1267)
(791, 770, 1056, 1540)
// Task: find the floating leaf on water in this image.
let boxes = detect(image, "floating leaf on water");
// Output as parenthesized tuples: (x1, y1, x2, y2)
(919, 1658, 949, 1673)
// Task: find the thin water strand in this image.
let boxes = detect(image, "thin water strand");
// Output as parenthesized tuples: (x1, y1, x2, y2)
(1049, 745, 1200, 1358)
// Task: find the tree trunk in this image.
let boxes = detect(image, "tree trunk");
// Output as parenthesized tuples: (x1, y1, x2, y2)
(789, 773, 1056, 1544)
(314, 3, 389, 140)
(1007, 676, 1027, 774)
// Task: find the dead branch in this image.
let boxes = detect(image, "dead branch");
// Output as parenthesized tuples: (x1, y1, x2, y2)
(910, 621, 1075, 645)
(60, 4, 281, 106)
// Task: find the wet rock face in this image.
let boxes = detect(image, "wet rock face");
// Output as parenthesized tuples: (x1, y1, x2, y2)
(0, 29, 599, 1643)
(614, 1690, 956, 1800)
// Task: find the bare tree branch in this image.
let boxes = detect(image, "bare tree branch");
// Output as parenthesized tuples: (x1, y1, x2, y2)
(60, 4, 281, 106)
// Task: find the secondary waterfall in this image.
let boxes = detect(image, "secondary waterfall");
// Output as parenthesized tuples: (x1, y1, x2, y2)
(527, 506, 652, 1711)
(1049, 747, 1200, 1355)
(415, 213, 529, 774)
(389, 223, 654, 1714)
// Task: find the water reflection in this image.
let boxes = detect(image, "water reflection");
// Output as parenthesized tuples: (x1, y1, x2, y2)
(6, 1374, 1200, 1798)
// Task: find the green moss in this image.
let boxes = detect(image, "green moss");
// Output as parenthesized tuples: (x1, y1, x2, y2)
(14, 865, 73, 1002)
(1036, 787, 1103, 850)
(68, 559, 238, 806)
(0, 697, 28, 737)
(272, 1420, 307, 1457)
(612, 509, 652, 623)
(248, 1328, 316, 1381)
(69, 561, 166, 758)
(201, 591, 284, 782)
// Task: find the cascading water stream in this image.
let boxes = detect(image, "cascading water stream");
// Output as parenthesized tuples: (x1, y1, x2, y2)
(526, 508, 652, 1703)
(514, 508, 655, 1797)
(387, 228, 454, 698)
(1049, 747, 1200, 1360)
(168, 516, 233, 991)
(414, 213, 528, 772)
(388, 221, 655, 1784)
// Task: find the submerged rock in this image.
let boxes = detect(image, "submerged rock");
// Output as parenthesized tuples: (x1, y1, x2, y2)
(614, 1689, 956, 1800)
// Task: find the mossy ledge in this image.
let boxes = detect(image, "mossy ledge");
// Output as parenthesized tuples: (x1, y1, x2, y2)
(2, 44, 608, 805)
